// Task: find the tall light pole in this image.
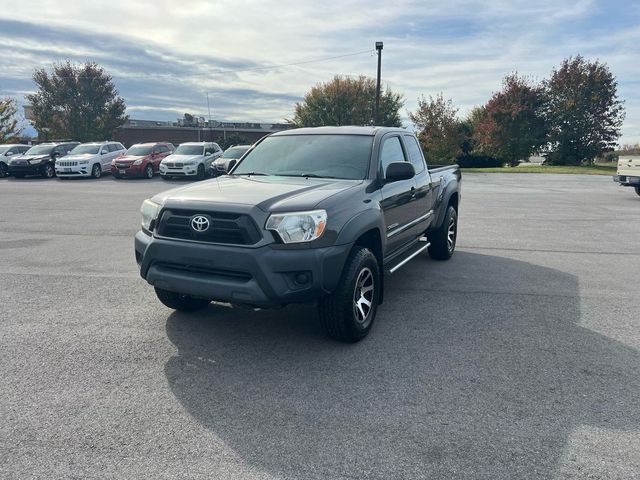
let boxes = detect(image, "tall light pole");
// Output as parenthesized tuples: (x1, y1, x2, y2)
(374, 41, 383, 125)
(206, 93, 212, 141)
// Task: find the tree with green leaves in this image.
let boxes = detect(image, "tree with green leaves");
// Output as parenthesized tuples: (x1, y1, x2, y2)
(290, 75, 404, 127)
(26, 61, 127, 142)
(473, 73, 547, 166)
(409, 94, 463, 164)
(543, 56, 625, 165)
(0, 97, 21, 143)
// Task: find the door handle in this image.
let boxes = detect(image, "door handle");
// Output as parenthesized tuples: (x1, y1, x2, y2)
(410, 187, 416, 198)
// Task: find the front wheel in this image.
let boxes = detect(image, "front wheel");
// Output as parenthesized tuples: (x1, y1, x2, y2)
(154, 288, 210, 312)
(318, 246, 379, 342)
(635, 186, 640, 196)
(144, 164, 154, 179)
(196, 164, 205, 180)
(0, 162, 7, 178)
(91, 163, 101, 178)
(428, 205, 458, 260)
(42, 163, 55, 178)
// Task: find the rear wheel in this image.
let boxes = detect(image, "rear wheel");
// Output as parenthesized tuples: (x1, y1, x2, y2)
(635, 186, 640, 196)
(42, 163, 55, 178)
(154, 288, 210, 312)
(428, 205, 458, 260)
(91, 163, 101, 178)
(144, 164, 154, 179)
(318, 246, 379, 342)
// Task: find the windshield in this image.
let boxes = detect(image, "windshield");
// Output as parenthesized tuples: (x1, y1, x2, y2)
(233, 135, 373, 179)
(222, 146, 250, 159)
(70, 144, 100, 155)
(25, 145, 55, 155)
(174, 145, 204, 156)
(0, 146, 9, 154)
(126, 145, 153, 156)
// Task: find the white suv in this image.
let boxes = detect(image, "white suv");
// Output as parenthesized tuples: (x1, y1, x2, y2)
(159, 142, 223, 180)
(56, 142, 126, 178)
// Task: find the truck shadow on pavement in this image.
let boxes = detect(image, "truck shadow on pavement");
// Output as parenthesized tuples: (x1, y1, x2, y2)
(163, 251, 640, 479)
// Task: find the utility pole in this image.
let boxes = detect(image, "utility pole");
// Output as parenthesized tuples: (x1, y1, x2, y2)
(374, 41, 383, 125)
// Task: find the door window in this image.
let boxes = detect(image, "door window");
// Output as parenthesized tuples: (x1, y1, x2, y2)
(403, 135, 426, 174)
(380, 136, 406, 175)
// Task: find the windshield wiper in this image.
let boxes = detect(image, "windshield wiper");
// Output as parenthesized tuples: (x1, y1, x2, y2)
(234, 172, 269, 176)
(280, 173, 344, 179)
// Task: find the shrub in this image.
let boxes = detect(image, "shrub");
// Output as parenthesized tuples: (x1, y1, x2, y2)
(456, 155, 504, 168)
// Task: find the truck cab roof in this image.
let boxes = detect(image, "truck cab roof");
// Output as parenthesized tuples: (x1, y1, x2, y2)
(271, 126, 409, 137)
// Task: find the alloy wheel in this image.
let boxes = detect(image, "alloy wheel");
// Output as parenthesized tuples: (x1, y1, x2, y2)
(352, 267, 374, 323)
(447, 216, 457, 252)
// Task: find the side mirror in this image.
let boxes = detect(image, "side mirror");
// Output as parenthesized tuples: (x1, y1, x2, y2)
(6, 151, 14, 155)
(385, 162, 415, 182)
(226, 159, 237, 173)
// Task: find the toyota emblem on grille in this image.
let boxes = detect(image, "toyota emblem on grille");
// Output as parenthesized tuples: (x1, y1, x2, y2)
(191, 215, 210, 232)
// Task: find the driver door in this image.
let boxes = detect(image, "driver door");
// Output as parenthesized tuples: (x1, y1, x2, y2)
(378, 134, 418, 254)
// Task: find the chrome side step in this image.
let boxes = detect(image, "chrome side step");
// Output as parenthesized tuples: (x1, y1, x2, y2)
(385, 237, 430, 274)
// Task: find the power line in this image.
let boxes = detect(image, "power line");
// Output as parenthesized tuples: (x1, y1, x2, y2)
(3, 49, 375, 80)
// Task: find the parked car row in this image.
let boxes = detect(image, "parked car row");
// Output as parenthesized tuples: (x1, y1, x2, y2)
(1, 140, 253, 180)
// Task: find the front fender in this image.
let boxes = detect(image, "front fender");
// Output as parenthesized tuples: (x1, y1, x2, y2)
(335, 207, 386, 251)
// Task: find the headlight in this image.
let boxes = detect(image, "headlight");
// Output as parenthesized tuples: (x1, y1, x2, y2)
(133, 159, 143, 165)
(29, 158, 43, 165)
(140, 199, 162, 232)
(184, 160, 197, 165)
(78, 160, 89, 165)
(266, 210, 327, 243)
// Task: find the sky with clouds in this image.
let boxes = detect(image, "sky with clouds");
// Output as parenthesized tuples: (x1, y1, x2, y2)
(1, 0, 638, 143)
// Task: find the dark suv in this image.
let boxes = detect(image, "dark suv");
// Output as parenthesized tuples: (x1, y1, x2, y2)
(8, 142, 79, 178)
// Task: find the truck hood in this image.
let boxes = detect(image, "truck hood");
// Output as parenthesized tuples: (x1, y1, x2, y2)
(151, 174, 362, 212)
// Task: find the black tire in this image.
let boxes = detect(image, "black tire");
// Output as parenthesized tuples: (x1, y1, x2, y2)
(0, 162, 7, 178)
(144, 164, 154, 179)
(318, 246, 380, 342)
(42, 163, 55, 178)
(635, 186, 640, 196)
(196, 164, 205, 180)
(91, 163, 101, 179)
(154, 287, 210, 312)
(113, 174, 122, 179)
(428, 205, 458, 260)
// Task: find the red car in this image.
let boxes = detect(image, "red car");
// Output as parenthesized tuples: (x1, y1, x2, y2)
(111, 142, 175, 179)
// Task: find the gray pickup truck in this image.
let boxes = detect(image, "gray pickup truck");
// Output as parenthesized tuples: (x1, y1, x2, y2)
(135, 126, 461, 342)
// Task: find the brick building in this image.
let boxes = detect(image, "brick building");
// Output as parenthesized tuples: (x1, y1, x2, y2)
(113, 120, 291, 147)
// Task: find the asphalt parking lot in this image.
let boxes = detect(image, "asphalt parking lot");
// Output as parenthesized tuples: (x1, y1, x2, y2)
(1, 173, 639, 479)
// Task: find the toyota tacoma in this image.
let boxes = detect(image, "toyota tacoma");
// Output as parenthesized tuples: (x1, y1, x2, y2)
(135, 127, 461, 342)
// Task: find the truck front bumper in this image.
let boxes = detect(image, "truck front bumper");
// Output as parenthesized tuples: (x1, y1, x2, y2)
(613, 175, 640, 186)
(135, 231, 352, 307)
